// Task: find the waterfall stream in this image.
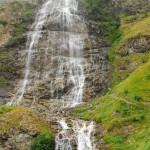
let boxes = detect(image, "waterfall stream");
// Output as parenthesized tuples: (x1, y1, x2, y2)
(55, 119, 94, 150)
(10, 0, 94, 149)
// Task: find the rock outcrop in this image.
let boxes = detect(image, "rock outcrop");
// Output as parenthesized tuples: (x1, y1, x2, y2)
(3, 0, 111, 113)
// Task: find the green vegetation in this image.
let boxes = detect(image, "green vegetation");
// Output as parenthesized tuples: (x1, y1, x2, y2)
(9, 2, 38, 45)
(0, 1, 40, 86)
(112, 61, 150, 102)
(73, 94, 149, 126)
(83, 0, 121, 42)
(72, 57, 150, 149)
(0, 105, 14, 114)
(72, 95, 150, 149)
(74, 1, 150, 149)
(0, 50, 14, 82)
(31, 133, 54, 150)
(0, 105, 54, 149)
(83, 0, 150, 86)
(120, 14, 150, 42)
(0, 20, 8, 27)
(0, 77, 6, 87)
(110, 14, 150, 85)
(0, 105, 53, 136)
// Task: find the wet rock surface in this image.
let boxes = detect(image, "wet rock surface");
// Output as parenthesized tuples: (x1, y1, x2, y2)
(0, 131, 32, 150)
(1, 0, 111, 149)
(4, 0, 111, 112)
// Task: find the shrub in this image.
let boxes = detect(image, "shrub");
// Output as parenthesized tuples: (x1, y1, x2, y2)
(147, 74, 150, 79)
(83, 112, 90, 120)
(124, 89, 128, 95)
(94, 114, 102, 123)
(140, 115, 145, 120)
(134, 96, 143, 101)
(0, 20, 8, 27)
(0, 77, 6, 87)
(132, 117, 139, 122)
(31, 133, 54, 150)
(107, 119, 123, 131)
(0, 105, 13, 114)
(83, 0, 121, 43)
(104, 135, 124, 144)
(108, 51, 115, 61)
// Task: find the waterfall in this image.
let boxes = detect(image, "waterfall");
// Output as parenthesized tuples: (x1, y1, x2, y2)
(10, 0, 87, 108)
(55, 119, 94, 150)
(10, 0, 94, 149)
(10, 0, 53, 105)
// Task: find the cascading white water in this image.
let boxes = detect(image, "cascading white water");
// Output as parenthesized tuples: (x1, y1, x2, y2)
(10, 0, 94, 149)
(55, 119, 94, 150)
(77, 121, 94, 150)
(10, 0, 53, 105)
(10, 0, 86, 108)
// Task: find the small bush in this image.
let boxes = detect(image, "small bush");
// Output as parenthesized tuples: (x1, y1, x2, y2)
(83, 112, 90, 120)
(31, 133, 54, 150)
(94, 114, 102, 123)
(147, 74, 150, 79)
(0, 106, 13, 114)
(124, 89, 128, 95)
(108, 51, 115, 61)
(140, 115, 145, 120)
(0, 20, 8, 27)
(107, 119, 123, 131)
(132, 117, 139, 122)
(83, 0, 121, 43)
(134, 96, 143, 101)
(104, 135, 124, 144)
(0, 77, 6, 87)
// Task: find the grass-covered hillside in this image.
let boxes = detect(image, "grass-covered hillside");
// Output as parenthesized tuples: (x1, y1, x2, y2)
(110, 13, 150, 86)
(0, 105, 54, 150)
(83, 0, 150, 85)
(70, 0, 150, 149)
(72, 60, 150, 150)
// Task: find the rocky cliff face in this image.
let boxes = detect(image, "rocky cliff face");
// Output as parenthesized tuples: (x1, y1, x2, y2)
(2, 0, 111, 113)
(0, 0, 42, 104)
(109, 0, 150, 85)
(0, 0, 149, 149)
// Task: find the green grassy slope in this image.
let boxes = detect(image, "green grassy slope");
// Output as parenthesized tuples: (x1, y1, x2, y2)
(110, 14, 150, 85)
(72, 61, 150, 149)
(82, 0, 150, 86)
(0, 105, 53, 135)
(0, 105, 54, 149)
(112, 61, 150, 102)
(71, 1, 150, 149)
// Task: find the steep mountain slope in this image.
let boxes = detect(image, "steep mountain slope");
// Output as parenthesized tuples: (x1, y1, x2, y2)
(0, 105, 54, 150)
(70, 0, 150, 149)
(110, 13, 150, 85)
(0, 0, 149, 149)
(0, 0, 42, 45)
(0, 0, 42, 103)
(0, 1, 55, 149)
(72, 60, 150, 149)
(1, 0, 111, 111)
